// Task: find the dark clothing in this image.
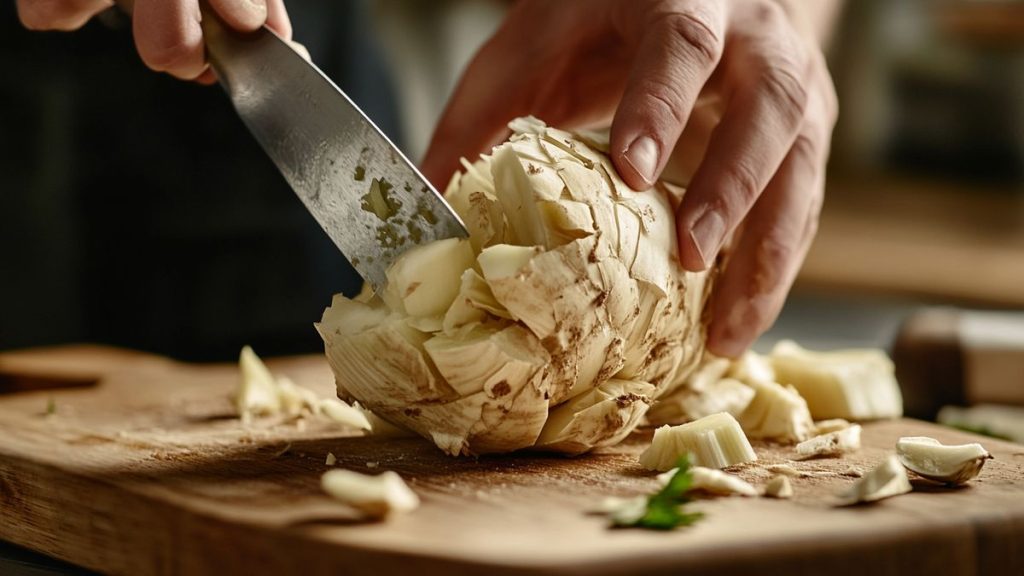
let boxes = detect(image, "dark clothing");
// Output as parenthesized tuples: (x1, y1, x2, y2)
(0, 1, 399, 361)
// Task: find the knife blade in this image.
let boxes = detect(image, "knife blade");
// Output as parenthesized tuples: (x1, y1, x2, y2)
(155, 4, 468, 290)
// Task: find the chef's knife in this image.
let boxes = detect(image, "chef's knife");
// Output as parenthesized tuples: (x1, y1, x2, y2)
(114, 0, 467, 290)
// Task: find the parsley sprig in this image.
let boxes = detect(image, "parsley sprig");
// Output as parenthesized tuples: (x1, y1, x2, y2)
(613, 455, 704, 530)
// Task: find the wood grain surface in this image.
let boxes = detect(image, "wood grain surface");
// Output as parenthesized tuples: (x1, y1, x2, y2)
(797, 175, 1024, 307)
(1, 346, 1022, 575)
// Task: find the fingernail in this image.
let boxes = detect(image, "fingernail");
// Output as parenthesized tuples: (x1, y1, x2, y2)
(623, 136, 659, 187)
(689, 209, 726, 269)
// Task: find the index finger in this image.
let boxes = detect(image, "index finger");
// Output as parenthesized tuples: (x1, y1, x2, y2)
(207, 0, 267, 32)
(134, 0, 276, 81)
(17, 0, 113, 31)
(675, 11, 811, 271)
(609, 0, 727, 190)
(133, 0, 205, 80)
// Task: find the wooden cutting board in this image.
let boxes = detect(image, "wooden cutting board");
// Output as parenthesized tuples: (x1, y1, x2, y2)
(1, 346, 1022, 576)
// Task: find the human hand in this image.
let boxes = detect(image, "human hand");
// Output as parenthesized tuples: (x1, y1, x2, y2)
(16, 0, 292, 83)
(422, 0, 838, 358)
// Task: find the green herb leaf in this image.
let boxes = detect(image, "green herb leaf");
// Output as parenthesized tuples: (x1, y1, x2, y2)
(612, 454, 704, 530)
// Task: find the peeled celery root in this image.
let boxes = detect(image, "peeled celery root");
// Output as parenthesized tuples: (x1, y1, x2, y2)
(770, 340, 903, 421)
(646, 377, 755, 424)
(645, 356, 754, 423)
(318, 117, 714, 456)
(639, 412, 757, 471)
(382, 237, 475, 319)
(534, 379, 655, 454)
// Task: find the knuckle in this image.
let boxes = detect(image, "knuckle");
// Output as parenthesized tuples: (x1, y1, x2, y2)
(803, 190, 824, 241)
(823, 78, 840, 126)
(209, 0, 266, 30)
(141, 41, 199, 76)
(701, 162, 762, 235)
(19, 0, 100, 31)
(758, 230, 798, 273)
(751, 298, 782, 334)
(636, 76, 689, 127)
(752, 0, 788, 26)
(744, 233, 799, 331)
(789, 133, 820, 165)
(803, 210, 821, 242)
(656, 10, 723, 67)
(760, 62, 810, 127)
(732, 278, 779, 336)
(18, 0, 58, 30)
(725, 160, 764, 209)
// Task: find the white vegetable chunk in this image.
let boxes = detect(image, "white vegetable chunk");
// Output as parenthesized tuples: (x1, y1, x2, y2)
(762, 475, 794, 499)
(770, 340, 902, 421)
(384, 237, 476, 319)
(321, 469, 420, 518)
(237, 345, 282, 422)
(796, 425, 863, 458)
(639, 412, 757, 471)
(320, 398, 373, 431)
(836, 454, 911, 505)
(738, 380, 816, 443)
(689, 467, 758, 496)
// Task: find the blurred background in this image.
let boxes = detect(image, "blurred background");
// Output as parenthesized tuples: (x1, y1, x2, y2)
(774, 0, 1024, 349)
(1, 1, 1022, 414)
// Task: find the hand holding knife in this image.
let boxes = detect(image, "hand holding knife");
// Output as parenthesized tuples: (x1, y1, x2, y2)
(113, 0, 468, 291)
